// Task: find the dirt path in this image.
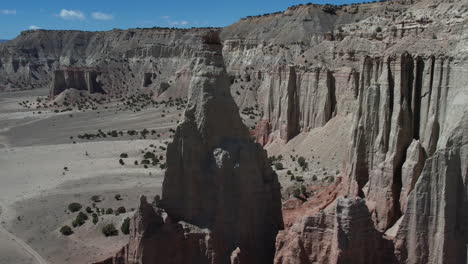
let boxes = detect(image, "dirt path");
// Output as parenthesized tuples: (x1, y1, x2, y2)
(0, 201, 48, 264)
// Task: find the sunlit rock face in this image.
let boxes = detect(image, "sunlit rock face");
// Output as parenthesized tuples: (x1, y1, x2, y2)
(94, 31, 283, 264)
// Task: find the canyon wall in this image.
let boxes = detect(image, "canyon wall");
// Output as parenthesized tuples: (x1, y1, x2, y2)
(1, 0, 466, 263)
(0, 28, 218, 97)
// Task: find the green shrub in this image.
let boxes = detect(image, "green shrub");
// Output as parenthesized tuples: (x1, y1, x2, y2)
(102, 224, 118, 237)
(116, 206, 126, 214)
(376, 26, 382, 33)
(273, 162, 284, 170)
(72, 212, 88, 227)
(60, 225, 73, 236)
(143, 152, 156, 159)
(68, 202, 82, 212)
(115, 194, 122, 200)
(121, 217, 131, 235)
(297, 157, 308, 171)
(119, 159, 125, 165)
(293, 188, 301, 198)
(86, 206, 93, 214)
(106, 208, 114, 214)
(91, 195, 101, 203)
(120, 153, 128, 158)
(92, 213, 99, 225)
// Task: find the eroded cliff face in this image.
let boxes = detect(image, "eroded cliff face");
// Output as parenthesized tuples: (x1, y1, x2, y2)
(275, 197, 396, 264)
(394, 112, 468, 264)
(51, 67, 105, 96)
(346, 53, 468, 232)
(1, 0, 467, 263)
(96, 31, 283, 264)
(0, 28, 219, 97)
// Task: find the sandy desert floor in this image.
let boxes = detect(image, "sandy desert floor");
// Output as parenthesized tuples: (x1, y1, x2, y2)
(0, 88, 181, 264)
(0, 88, 350, 264)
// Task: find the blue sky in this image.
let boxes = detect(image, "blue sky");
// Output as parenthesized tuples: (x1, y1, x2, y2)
(0, 0, 364, 39)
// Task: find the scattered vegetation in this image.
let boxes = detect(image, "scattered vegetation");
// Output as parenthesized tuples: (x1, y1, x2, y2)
(60, 225, 73, 236)
(68, 202, 82, 212)
(102, 223, 119, 237)
(72, 212, 88, 227)
(92, 213, 99, 225)
(121, 217, 131, 235)
(116, 206, 126, 215)
(91, 195, 102, 203)
(297, 156, 308, 171)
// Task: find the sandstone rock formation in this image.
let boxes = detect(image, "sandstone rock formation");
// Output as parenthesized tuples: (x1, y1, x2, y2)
(0, 28, 219, 96)
(275, 197, 396, 264)
(1, 0, 467, 263)
(394, 112, 468, 264)
(51, 67, 104, 96)
(96, 31, 283, 264)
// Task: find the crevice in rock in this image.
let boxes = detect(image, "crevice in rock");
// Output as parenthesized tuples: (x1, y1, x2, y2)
(328, 70, 337, 117)
(285, 67, 299, 140)
(413, 57, 424, 140)
(391, 148, 406, 228)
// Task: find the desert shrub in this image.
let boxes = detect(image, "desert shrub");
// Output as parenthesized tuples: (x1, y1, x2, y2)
(376, 26, 382, 32)
(312, 175, 318, 181)
(116, 206, 126, 214)
(119, 159, 125, 165)
(297, 157, 308, 171)
(102, 224, 118, 237)
(300, 185, 307, 195)
(68, 202, 82, 212)
(92, 213, 99, 225)
(273, 162, 284, 170)
(72, 212, 88, 227)
(293, 188, 301, 198)
(91, 195, 101, 203)
(106, 208, 114, 215)
(60, 225, 73, 236)
(144, 152, 155, 159)
(120, 153, 128, 158)
(160, 163, 166, 169)
(115, 194, 122, 200)
(121, 217, 131, 235)
(86, 206, 93, 214)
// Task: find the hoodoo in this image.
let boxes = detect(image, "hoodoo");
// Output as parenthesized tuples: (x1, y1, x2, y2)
(96, 30, 283, 264)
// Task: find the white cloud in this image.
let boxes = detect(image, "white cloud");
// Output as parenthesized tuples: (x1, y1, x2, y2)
(92, 12, 113, 20)
(28, 25, 41, 30)
(58, 9, 85, 20)
(0, 9, 16, 15)
(161, 16, 190, 27)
